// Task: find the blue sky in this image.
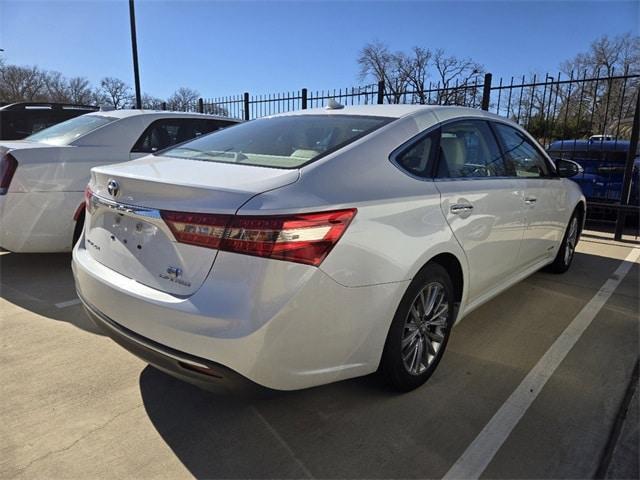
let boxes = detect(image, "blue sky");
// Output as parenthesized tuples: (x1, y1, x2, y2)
(1, 1, 638, 99)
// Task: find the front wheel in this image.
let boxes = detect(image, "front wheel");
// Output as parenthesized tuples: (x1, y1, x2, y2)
(380, 263, 455, 392)
(546, 211, 580, 274)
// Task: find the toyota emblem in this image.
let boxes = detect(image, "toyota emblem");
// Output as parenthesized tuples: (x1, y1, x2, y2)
(107, 179, 120, 197)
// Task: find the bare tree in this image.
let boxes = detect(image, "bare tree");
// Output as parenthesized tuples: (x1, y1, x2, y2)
(67, 77, 93, 104)
(167, 87, 200, 111)
(142, 93, 165, 110)
(0, 64, 47, 102)
(433, 49, 484, 105)
(204, 103, 230, 116)
(44, 71, 70, 102)
(98, 77, 133, 109)
(358, 42, 484, 105)
(401, 47, 433, 104)
(563, 33, 640, 77)
(357, 42, 410, 103)
(558, 33, 640, 138)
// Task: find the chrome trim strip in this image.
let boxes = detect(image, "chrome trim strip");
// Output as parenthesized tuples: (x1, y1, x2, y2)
(89, 193, 162, 220)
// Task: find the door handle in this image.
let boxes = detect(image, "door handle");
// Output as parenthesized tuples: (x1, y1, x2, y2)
(525, 196, 537, 205)
(450, 203, 474, 214)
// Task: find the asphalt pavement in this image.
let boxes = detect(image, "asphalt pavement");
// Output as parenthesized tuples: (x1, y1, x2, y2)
(1, 229, 638, 479)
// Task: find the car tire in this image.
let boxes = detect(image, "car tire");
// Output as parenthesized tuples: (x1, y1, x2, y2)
(72, 211, 85, 247)
(380, 262, 455, 392)
(546, 210, 580, 274)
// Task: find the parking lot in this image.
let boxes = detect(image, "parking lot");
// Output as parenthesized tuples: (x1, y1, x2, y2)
(1, 229, 638, 479)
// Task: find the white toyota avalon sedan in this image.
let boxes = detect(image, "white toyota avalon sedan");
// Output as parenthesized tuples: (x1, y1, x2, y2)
(73, 105, 585, 392)
(0, 110, 239, 253)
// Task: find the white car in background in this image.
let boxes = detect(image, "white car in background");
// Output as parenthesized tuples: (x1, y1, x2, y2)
(0, 110, 240, 252)
(73, 105, 585, 392)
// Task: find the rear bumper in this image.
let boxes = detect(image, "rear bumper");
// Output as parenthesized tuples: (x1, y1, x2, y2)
(73, 235, 408, 390)
(79, 293, 253, 391)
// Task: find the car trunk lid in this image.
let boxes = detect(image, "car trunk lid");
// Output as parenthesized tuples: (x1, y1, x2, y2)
(85, 155, 299, 296)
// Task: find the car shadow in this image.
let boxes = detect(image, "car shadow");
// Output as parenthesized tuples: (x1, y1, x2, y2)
(138, 365, 399, 479)
(0, 252, 103, 335)
(137, 247, 639, 479)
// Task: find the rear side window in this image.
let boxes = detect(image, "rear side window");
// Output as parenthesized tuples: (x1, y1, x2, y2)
(493, 123, 550, 177)
(436, 120, 507, 178)
(394, 131, 437, 178)
(132, 118, 236, 154)
(160, 114, 393, 169)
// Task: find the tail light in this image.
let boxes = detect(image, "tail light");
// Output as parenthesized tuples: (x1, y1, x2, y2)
(84, 185, 96, 214)
(162, 209, 356, 267)
(162, 211, 231, 249)
(0, 154, 18, 195)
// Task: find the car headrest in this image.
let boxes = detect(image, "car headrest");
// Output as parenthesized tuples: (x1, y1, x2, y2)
(440, 136, 467, 173)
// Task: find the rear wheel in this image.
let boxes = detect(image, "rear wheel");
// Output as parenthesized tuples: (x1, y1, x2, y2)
(546, 211, 580, 274)
(381, 263, 455, 392)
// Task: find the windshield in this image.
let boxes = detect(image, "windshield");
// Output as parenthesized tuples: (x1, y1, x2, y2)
(160, 114, 393, 168)
(26, 114, 116, 145)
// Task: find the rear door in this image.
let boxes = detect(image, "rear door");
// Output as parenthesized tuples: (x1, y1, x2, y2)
(492, 122, 567, 268)
(434, 119, 525, 302)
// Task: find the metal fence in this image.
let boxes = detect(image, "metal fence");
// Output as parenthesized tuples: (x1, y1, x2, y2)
(168, 69, 639, 238)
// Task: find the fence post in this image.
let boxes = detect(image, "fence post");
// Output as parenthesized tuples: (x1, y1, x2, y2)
(161, 102, 166, 111)
(377, 81, 385, 104)
(614, 88, 640, 240)
(243, 92, 250, 121)
(481, 73, 492, 111)
(198, 98, 204, 113)
(301, 88, 308, 110)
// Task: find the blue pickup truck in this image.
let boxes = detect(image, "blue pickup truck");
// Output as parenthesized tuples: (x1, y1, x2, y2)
(547, 139, 639, 207)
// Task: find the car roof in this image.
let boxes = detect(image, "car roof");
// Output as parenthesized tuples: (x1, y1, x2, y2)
(0, 102, 98, 111)
(86, 109, 240, 122)
(548, 139, 631, 152)
(269, 103, 506, 122)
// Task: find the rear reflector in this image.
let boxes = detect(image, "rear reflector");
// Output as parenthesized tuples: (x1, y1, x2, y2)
(162, 209, 357, 267)
(0, 154, 18, 195)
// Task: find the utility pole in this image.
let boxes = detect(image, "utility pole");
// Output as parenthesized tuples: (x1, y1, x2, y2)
(129, 0, 142, 109)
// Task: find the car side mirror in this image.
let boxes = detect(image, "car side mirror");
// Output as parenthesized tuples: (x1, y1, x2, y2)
(555, 158, 583, 178)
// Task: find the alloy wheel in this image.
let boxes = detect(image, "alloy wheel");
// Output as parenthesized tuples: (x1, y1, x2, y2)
(564, 217, 578, 265)
(401, 282, 449, 376)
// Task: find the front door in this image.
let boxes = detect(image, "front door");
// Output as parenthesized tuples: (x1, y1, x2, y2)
(492, 122, 567, 267)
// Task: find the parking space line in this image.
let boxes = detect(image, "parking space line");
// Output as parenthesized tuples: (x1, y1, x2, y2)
(55, 298, 81, 309)
(443, 247, 640, 480)
(251, 406, 314, 478)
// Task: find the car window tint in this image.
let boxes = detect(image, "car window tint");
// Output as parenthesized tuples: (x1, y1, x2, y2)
(132, 118, 236, 153)
(436, 120, 506, 178)
(394, 131, 436, 178)
(493, 123, 549, 178)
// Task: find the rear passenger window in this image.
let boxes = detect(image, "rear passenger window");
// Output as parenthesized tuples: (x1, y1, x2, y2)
(394, 131, 437, 178)
(493, 123, 550, 178)
(436, 120, 507, 178)
(132, 118, 235, 154)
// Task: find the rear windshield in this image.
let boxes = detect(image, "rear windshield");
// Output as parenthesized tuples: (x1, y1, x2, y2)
(26, 114, 116, 145)
(160, 114, 393, 168)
